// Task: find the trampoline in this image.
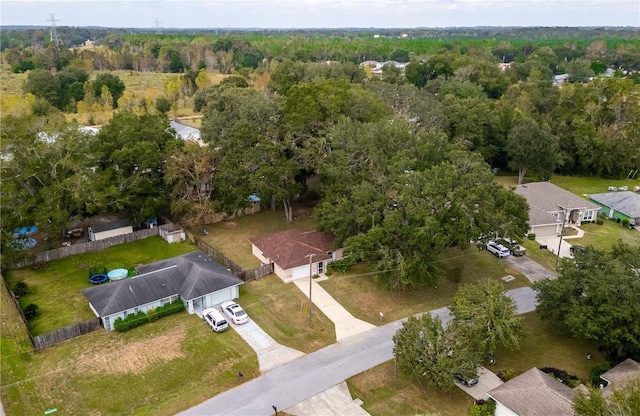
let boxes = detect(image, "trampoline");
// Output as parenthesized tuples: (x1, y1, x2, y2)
(89, 273, 109, 284)
(108, 268, 128, 281)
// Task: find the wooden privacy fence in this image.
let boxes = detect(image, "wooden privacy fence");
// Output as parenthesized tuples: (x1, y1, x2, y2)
(185, 230, 273, 282)
(7, 225, 175, 269)
(32, 318, 102, 351)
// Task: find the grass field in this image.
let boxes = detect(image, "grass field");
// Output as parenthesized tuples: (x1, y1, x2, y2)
(489, 312, 606, 382)
(240, 275, 336, 353)
(320, 247, 529, 325)
(349, 312, 606, 415)
(349, 361, 474, 416)
(4, 237, 197, 335)
(0, 280, 259, 416)
(196, 209, 318, 269)
(493, 174, 640, 195)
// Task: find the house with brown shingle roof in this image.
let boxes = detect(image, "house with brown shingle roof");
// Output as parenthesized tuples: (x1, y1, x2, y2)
(249, 230, 341, 282)
(488, 368, 574, 416)
(513, 182, 600, 237)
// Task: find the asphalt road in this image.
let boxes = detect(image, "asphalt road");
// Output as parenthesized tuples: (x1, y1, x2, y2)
(179, 287, 537, 416)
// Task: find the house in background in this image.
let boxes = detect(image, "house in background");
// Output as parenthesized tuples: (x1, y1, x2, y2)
(514, 182, 600, 237)
(249, 230, 341, 282)
(82, 251, 243, 330)
(488, 368, 575, 416)
(170, 119, 204, 147)
(588, 191, 640, 226)
(600, 358, 640, 392)
(88, 219, 133, 241)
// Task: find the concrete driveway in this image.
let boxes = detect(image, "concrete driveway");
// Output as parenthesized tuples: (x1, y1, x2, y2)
(230, 319, 304, 372)
(504, 255, 558, 283)
(455, 367, 503, 401)
(535, 225, 585, 260)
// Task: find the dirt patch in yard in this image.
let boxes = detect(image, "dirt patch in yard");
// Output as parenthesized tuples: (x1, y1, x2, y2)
(75, 328, 187, 375)
(223, 221, 238, 228)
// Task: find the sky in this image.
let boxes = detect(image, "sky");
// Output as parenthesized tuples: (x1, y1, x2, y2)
(1, 0, 639, 29)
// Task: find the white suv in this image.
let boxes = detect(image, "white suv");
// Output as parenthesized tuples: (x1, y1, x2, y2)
(487, 241, 510, 258)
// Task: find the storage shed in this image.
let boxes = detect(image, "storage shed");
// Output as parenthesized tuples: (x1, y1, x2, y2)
(88, 219, 133, 241)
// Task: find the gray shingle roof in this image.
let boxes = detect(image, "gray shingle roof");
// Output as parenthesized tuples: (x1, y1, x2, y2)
(589, 191, 640, 219)
(600, 358, 640, 387)
(90, 219, 132, 233)
(514, 182, 600, 226)
(488, 368, 574, 416)
(82, 251, 243, 316)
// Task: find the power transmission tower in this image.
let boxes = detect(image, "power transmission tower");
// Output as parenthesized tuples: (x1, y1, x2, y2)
(153, 18, 162, 35)
(47, 14, 63, 47)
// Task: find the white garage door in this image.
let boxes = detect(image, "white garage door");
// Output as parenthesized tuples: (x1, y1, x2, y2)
(534, 225, 558, 237)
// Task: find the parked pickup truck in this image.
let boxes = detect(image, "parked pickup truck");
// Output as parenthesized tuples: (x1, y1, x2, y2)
(500, 238, 527, 256)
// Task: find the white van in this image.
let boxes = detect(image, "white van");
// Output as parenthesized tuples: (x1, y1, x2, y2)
(202, 308, 229, 332)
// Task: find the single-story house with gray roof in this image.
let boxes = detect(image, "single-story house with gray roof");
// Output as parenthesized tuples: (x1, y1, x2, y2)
(82, 251, 243, 330)
(488, 367, 574, 416)
(514, 182, 600, 237)
(588, 191, 640, 225)
(88, 219, 133, 241)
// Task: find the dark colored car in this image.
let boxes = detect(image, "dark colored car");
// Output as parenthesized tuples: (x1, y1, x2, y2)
(570, 245, 586, 255)
(454, 373, 479, 387)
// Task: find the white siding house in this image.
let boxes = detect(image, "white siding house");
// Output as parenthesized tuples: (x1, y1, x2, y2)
(83, 251, 243, 330)
(249, 230, 340, 282)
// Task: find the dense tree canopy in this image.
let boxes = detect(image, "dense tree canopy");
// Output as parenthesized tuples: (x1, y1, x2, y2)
(450, 278, 524, 357)
(393, 314, 480, 390)
(533, 243, 640, 360)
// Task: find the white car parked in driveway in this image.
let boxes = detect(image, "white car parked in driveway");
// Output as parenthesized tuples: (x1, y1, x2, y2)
(486, 241, 511, 258)
(202, 308, 229, 332)
(221, 301, 249, 325)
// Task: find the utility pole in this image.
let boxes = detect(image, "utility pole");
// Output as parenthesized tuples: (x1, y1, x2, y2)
(307, 254, 316, 324)
(555, 206, 567, 270)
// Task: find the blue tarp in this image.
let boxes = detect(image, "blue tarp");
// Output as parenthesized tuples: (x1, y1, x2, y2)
(247, 194, 261, 202)
(12, 225, 38, 237)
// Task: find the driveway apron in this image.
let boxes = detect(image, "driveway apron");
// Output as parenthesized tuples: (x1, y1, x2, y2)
(231, 319, 304, 372)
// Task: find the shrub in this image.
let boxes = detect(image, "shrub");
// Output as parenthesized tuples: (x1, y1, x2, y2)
(23, 303, 39, 319)
(147, 308, 159, 323)
(114, 310, 149, 332)
(596, 219, 604, 225)
(589, 362, 613, 387)
(540, 367, 581, 388)
(469, 398, 496, 416)
(527, 233, 536, 240)
(327, 259, 351, 274)
(11, 281, 28, 297)
(157, 299, 185, 319)
(621, 218, 630, 227)
(498, 368, 521, 381)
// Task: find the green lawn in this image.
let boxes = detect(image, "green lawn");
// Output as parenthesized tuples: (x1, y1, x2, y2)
(489, 312, 607, 383)
(349, 312, 607, 415)
(4, 237, 197, 335)
(0, 283, 259, 416)
(196, 209, 318, 269)
(240, 274, 336, 353)
(348, 361, 474, 416)
(550, 175, 640, 197)
(320, 247, 529, 325)
(569, 220, 640, 250)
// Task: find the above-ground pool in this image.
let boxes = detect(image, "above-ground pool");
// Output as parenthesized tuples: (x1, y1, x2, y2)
(89, 273, 108, 284)
(8, 238, 36, 251)
(108, 268, 128, 281)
